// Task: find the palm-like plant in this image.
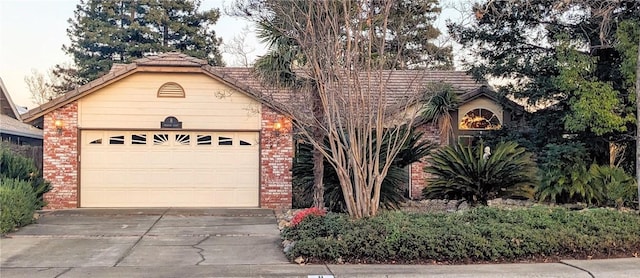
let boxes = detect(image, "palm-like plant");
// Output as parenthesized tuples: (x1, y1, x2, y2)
(588, 164, 637, 208)
(423, 141, 537, 206)
(420, 84, 459, 145)
(537, 163, 638, 208)
(253, 19, 328, 209)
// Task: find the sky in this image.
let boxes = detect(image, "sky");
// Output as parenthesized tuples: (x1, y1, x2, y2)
(0, 0, 466, 110)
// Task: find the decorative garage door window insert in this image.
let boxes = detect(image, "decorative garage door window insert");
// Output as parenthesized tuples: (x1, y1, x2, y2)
(175, 134, 190, 145)
(197, 135, 212, 145)
(109, 135, 125, 144)
(218, 136, 233, 145)
(131, 134, 147, 145)
(154, 134, 170, 145)
(84, 131, 257, 147)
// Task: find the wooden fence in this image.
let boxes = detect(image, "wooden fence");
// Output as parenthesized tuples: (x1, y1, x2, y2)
(1, 141, 43, 174)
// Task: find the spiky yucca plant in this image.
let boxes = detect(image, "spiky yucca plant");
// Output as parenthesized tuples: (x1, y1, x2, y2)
(423, 141, 537, 206)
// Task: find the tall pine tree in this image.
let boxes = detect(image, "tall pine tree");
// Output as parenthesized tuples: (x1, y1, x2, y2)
(372, 0, 453, 70)
(63, 0, 224, 83)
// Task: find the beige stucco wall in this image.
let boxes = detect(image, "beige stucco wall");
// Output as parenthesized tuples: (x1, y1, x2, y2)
(78, 72, 262, 130)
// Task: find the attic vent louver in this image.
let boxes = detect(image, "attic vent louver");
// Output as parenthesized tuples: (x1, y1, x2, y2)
(157, 82, 185, 98)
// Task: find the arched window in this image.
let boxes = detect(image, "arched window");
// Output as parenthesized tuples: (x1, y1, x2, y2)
(459, 108, 501, 130)
(157, 82, 185, 98)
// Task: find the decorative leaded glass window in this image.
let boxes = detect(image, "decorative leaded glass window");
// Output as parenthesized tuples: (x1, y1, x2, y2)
(459, 108, 501, 130)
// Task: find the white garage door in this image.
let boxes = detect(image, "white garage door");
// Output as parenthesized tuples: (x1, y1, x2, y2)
(80, 130, 259, 207)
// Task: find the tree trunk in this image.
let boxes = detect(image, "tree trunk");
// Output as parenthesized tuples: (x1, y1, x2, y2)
(311, 87, 325, 209)
(636, 40, 640, 210)
(311, 138, 324, 208)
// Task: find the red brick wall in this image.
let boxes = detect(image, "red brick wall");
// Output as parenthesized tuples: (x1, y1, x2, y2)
(259, 105, 293, 209)
(410, 123, 440, 200)
(43, 102, 79, 209)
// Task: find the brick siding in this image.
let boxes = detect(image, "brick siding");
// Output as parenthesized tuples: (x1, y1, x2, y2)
(410, 123, 440, 200)
(259, 105, 293, 209)
(43, 102, 78, 209)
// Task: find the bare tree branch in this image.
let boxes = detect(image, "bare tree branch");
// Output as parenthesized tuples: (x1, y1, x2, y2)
(222, 25, 256, 67)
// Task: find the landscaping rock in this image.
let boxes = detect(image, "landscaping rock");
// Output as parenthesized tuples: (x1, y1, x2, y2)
(283, 240, 295, 253)
(274, 209, 303, 230)
(400, 198, 539, 213)
(400, 199, 468, 213)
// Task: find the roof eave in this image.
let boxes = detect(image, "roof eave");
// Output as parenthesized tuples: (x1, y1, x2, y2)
(0, 129, 44, 140)
(21, 64, 141, 122)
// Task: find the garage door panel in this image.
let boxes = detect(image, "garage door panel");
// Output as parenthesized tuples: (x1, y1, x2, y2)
(81, 130, 260, 207)
(82, 190, 257, 207)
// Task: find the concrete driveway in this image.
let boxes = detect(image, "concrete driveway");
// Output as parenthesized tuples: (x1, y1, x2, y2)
(1, 208, 291, 277)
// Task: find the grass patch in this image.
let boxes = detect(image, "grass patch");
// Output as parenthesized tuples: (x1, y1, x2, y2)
(281, 206, 640, 264)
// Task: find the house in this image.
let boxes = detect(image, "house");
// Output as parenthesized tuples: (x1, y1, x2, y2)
(0, 78, 43, 146)
(454, 85, 526, 145)
(21, 53, 522, 209)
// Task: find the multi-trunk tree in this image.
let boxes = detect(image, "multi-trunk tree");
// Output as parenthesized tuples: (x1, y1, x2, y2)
(236, 0, 452, 218)
(236, 0, 452, 214)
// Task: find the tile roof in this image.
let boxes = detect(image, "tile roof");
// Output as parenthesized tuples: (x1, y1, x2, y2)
(212, 67, 484, 109)
(21, 52, 486, 122)
(134, 52, 208, 67)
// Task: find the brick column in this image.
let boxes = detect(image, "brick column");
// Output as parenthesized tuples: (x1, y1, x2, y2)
(259, 105, 293, 209)
(410, 123, 441, 200)
(43, 102, 79, 209)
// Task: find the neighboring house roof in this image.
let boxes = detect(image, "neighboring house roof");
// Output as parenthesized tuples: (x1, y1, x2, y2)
(0, 114, 44, 139)
(0, 78, 20, 119)
(0, 77, 44, 139)
(21, 52, 487, 123)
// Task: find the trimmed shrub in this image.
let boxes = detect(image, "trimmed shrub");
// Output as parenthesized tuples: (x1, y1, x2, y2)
(1, 178, 38, 234)
(281, 206, 640, 263)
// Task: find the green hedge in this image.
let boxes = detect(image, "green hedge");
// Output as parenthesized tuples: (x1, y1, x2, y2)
(282, 206, 640, 263)
(1, 178, 38, 234)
